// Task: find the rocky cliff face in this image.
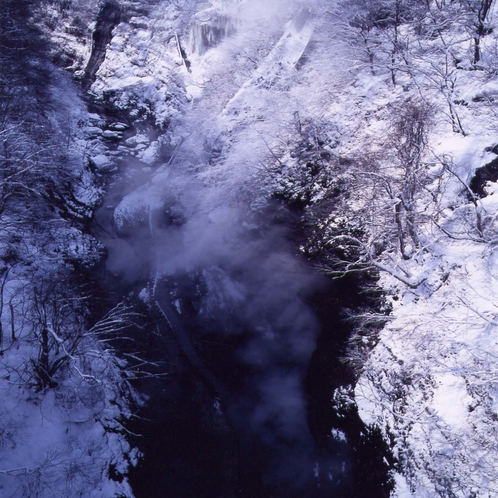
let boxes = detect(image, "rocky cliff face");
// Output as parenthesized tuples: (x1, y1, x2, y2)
(82, 0, 122, 90)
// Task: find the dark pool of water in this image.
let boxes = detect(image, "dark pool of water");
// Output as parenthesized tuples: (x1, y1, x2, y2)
(125, 271, 394, 498)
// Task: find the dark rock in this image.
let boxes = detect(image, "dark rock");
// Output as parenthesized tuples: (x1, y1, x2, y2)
(470, 155, 498, 197)
(485, 144, 498, 155)
(81, 1, 122, 92)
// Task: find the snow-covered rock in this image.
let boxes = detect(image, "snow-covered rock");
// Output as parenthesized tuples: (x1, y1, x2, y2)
(89, 153, 114, 172)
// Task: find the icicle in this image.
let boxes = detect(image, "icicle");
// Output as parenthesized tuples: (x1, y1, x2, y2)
(188, 9, 236, 55)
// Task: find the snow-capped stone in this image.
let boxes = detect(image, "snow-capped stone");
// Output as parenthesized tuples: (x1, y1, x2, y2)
(124, 133, 150, 148)
(102, 129, 123, 139)
(84, 126, 103, 138)
(89, 154, 114, 172)
(138, 140, 160, 164)
(108, 121, 130, 131)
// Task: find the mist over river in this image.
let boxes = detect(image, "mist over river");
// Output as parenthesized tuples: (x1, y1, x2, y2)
(91, 128, 391, 498)
(88, 1, 393, 496)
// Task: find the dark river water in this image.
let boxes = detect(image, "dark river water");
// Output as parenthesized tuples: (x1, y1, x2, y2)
(83, 2, 394, 492)
(92, 171, 394, 497)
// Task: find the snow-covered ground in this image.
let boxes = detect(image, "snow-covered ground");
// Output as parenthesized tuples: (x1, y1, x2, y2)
(0, 4, 141, 495)
(11, 0, 498, 496)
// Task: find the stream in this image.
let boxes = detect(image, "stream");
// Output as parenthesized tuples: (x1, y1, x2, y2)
(90, 151, 393, 497)
(85, 3, 394, 496)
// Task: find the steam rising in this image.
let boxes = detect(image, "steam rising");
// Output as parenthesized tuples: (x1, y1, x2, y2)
(102, 0, 342, 492)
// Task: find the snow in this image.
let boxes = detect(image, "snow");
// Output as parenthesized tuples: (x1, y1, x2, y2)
(222, 6, 314, 115)
(432, 373, 473, 428)
(393, 473, 413, 498)
(0, 5, 140, 495)
(139, 140, 160, 164)
(27, 0, 498, 496)
(90, 153, 114, 171)
(354, 210, 498, 495)
(102, 129, 123, 139)
(330, 428, 347, 443)
(84, 126, 103, 138)
(0, 381, 138, 497)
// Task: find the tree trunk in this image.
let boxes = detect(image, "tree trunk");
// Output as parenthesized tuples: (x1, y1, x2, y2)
(474, 36, 481, 64)
(395, 200, 409, 259)
(37, 327, 51, 389)
(9, 302, 15, 342)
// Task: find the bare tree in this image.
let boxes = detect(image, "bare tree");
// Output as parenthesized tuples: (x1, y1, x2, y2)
(336, 0, 429, 84)
(307, 100, 437, 287)
(462, 0, 496, 63)
(20, 280, 152, 391)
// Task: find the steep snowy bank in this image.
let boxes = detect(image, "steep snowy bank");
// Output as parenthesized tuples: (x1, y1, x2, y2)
(355, 135, 498, 496)
(0, 2, 146, 495)
(323, 2, 498, 496)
